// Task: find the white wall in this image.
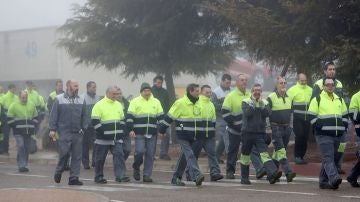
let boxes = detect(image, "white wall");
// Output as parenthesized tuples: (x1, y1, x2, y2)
(0, 26, 219, 97)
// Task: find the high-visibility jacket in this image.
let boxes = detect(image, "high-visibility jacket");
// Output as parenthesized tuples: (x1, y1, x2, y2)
(267, 91, 292, 124)
(126, 95, 163, 135)
(0, 104, 3, 141)
(308, 91, 348, 137)
(47, 90, 64, 112)
(287, 82, 312, 120)
(25, 89, 45, 118)
(0, 91, 19, 112)
(349, 91, 360, 136)
(92, 96, 126, 141)
(7, 101, 38, 135)
(221, 88, 251, 135)
(159, 94, 202, 141)
(312, 78, 343, 99)
(198, 95, 216, 139)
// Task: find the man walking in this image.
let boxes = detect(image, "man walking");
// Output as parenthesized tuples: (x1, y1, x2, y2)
(7, 91, 38, 172)
(287, 73, 313, 164)
(0, 84, 18, 154)
(92, 86, 129, 183)
(312, 61, 346, 173)
(82, 81, 100, 169)
(184, 85, 223, 182)
(240, 84, 282, 184)
(159, 83, 205, 186)
(213, 74, 232, 163)
(308, 77, 348, 189)
(49, 80, 87, 185)
(222, 74, 250, 179)
(127, 82, 163, 182)
(346, 89, 360, 187)
(267, 77, 296, 182)
(151, 75, 171, 160)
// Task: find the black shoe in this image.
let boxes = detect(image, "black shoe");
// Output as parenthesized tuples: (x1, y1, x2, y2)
(18, 167, 29, 173)
(143, 176, 153, 183)
(256, 169, 267, 179)
(226, 173, 235, 179)
(286, 172, 296, 182)
(133, 169, 140, 181)
(269, 171, 282, 184)
(54, 173, 62, 183)
(94, 177, 107, 184)
(115, 176, 130, 183)
(171, 177, 185, 186)
(319, 183, 333, 189)
(210, 174, 224, 182)
(240, 178, 251, 185)
(83, 165, 90, 170)
(347, 177, 360, 187)
(195, 174, 205, 186)
(68, 178, 83, 186)
(160, 155, 171, 161)
(330, 177, 342, 190)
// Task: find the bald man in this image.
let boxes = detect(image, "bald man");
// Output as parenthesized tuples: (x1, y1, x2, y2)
(287, 73, 312, 164)
(49, 80, 87, 185)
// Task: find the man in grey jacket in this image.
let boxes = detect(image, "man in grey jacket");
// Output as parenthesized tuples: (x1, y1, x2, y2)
(49, 80, 87, 185)
(82, 81, 100, 169)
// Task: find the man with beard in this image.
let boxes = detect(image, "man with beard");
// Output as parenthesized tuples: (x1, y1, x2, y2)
(49, 80, 87, 185)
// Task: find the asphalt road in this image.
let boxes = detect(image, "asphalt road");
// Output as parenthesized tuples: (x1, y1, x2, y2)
(0, 162, 360, 202)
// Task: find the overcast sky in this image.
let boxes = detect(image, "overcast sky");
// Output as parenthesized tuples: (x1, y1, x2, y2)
(0, 0, 86, 31)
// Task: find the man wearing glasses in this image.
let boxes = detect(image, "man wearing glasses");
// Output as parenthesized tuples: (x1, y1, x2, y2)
(312, 62, 347, 174)
(267, 77, 296, 182)
(308, 77, 348, 189)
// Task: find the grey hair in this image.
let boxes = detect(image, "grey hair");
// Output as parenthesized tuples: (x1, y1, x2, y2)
(106, 85, 119, 93)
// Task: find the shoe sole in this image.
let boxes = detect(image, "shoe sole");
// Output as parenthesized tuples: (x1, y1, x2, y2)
(210, 176, 224, 182)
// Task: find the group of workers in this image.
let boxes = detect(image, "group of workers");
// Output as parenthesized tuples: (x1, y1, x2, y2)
(1, 61, 360, 190)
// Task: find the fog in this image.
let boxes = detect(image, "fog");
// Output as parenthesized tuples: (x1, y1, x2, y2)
(0, 0, 86, 31)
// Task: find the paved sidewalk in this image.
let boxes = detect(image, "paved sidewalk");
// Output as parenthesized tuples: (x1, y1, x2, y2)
(0, 189, 109, 202)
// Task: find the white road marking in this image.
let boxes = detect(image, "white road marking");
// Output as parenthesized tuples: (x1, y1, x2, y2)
(48, 185, 137, 192)
(220, 178, 304, 185)
(106, 182, 189, 190)
(110, 200, 126, 202)
(236, 188, 318, 196)
(340, 195, 360, 199)
(6, 173, 49, 178)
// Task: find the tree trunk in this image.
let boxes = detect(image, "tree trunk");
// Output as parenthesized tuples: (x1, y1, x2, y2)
(163, 67, 177, 144)
(164, 67, 176, 105)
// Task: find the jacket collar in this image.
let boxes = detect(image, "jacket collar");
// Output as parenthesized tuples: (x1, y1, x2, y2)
(275, 90, 288, 98)
(199, 95, 211, 102)
(235, 87, 249, 96)
(64, 92, 79, 99)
